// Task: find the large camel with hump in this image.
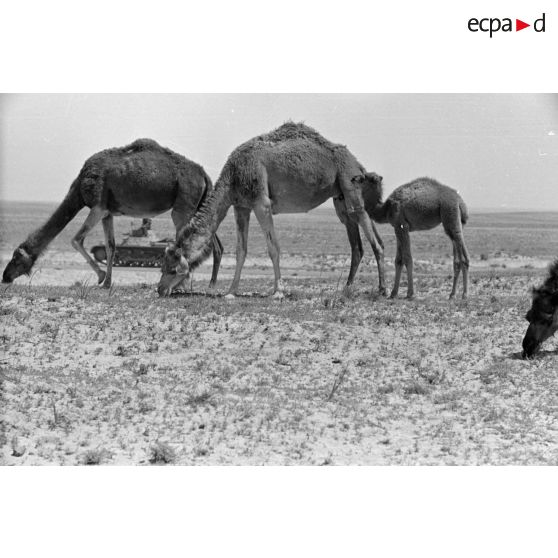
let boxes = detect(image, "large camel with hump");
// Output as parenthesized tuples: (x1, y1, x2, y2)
(157, 122, 385, 297)
(522, 260, 558, 358)
(2, 139, 223, 288)
(337, 174, 470, 299)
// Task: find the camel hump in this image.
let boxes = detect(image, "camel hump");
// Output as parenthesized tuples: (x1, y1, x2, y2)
(124, 138, 162, 153)
(252, 120, 343, 152)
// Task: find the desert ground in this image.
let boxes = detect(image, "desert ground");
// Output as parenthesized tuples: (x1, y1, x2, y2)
(1, 201, 558, 465)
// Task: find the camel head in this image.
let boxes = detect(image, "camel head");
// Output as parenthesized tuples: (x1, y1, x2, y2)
(356, 172, 384, 216)
(522, 286, 558, 358)
(2, 247, 35, 283)
(157, 243, 189, 297)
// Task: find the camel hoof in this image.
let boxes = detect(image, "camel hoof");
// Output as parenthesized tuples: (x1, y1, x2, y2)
(272, 291, 285, 300)
(224, 293, 236, 300)
(406, 295, 415, 301)
(378, 288, 387, 297)
(389, 292, 398, 299)
(101, 281, 112, 290)
(97, 271, 106, 285)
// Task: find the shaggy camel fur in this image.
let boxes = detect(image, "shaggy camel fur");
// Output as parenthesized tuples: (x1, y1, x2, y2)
(338, 175, 469, 299)
(522, 260, 558, 358)
(158, 122, 385, 297)
(2, 139, 223, 288)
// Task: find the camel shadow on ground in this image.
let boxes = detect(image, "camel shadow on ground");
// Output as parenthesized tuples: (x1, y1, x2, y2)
(167, 290, 270, 299)
(507, 348, 558, 361)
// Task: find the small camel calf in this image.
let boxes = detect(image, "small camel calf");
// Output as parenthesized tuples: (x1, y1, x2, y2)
(340, 175, 470, 299)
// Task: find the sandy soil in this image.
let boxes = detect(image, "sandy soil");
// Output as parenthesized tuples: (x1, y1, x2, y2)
(2, 246, 557, 465)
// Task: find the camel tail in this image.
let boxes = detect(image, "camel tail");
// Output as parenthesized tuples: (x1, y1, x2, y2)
(21, 177, 85, 258)
(459, 199, 469, 226)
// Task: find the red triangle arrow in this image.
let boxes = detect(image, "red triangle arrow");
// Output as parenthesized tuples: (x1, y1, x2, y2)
(516, 19, 530, 31)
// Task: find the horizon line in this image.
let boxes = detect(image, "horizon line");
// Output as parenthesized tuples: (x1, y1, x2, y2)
(2, 198, 558, 215)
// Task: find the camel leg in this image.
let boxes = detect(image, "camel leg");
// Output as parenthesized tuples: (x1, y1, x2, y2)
(101, 214, 115, 289)
(341, 186, 385, 295)
(253, 200, 284, 299)
(209, 234, 223, 289)
(344, 221, 363, 287)
(371, 221, 384, 250)
(443, 212, 469, 299)
(396, 225, 414, 299)
(390, 233, 403, 299)
(170, 208, 191, 292)
(353, 211, 385, 295)
(333, 198, 362, 287)
(71, 206, 108, 284)
(449, 241, 461, 299)
(454, 235, 470, 299)
(227, 207, 251, 297)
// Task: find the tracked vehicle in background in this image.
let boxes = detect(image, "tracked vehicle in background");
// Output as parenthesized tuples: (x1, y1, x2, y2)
(91, 217, 171, 268)
(90, 240, 169, 268)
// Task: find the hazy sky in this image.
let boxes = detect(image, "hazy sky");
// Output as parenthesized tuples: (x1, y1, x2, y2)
(1, 94, 557, 210)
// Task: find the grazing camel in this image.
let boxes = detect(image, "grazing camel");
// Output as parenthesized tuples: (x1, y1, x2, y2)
(338, 175, 470, 299)
(2, 139, 223, 289)
(522, 260, 558, 358)
(157, 122, 385, 297)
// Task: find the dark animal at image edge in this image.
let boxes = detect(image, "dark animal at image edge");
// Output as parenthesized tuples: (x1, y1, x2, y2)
(2, 139, 223, 289)
(158, 121, 386, 297)
(522, 260, 558, 358)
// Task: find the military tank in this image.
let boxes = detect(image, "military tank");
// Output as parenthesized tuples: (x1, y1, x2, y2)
(90, 218, 171, 268)
(90, 241, 169, 268)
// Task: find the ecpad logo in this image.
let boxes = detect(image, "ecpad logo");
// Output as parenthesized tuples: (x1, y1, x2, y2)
(468, 13, 546, 37)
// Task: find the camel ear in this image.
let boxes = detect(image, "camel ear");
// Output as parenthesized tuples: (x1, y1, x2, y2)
(351, 175, 364, 184)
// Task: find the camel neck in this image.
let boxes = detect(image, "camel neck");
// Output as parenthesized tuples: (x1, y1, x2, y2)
(23, 184, 83, 257)
(183, 179, 232, 268)
(370, 200, 390, 224)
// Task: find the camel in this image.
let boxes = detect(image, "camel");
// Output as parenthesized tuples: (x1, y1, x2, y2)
(157, 122, 385, 298)
(338, 175, 470, 299)
(2, 139, 223, 289)
(522, 260, 558, 358)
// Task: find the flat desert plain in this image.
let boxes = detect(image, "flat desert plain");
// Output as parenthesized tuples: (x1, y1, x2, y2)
(1, 201, 558, 465)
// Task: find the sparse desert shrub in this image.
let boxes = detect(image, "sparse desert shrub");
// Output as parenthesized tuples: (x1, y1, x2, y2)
(186, 387, 212, 406)
(80, 448, 112, 465)
(326, 366, 349, 401)
(11, 436, 26, 457)
(403, 380, 430, 396)
(148, 441, 176, 464)
(377, 383, 395, 395)
(478, 362, 509, 385)
(71, 280, 93, 300)
(377, 314, 395, 326)
(194, 446, 209, 458)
